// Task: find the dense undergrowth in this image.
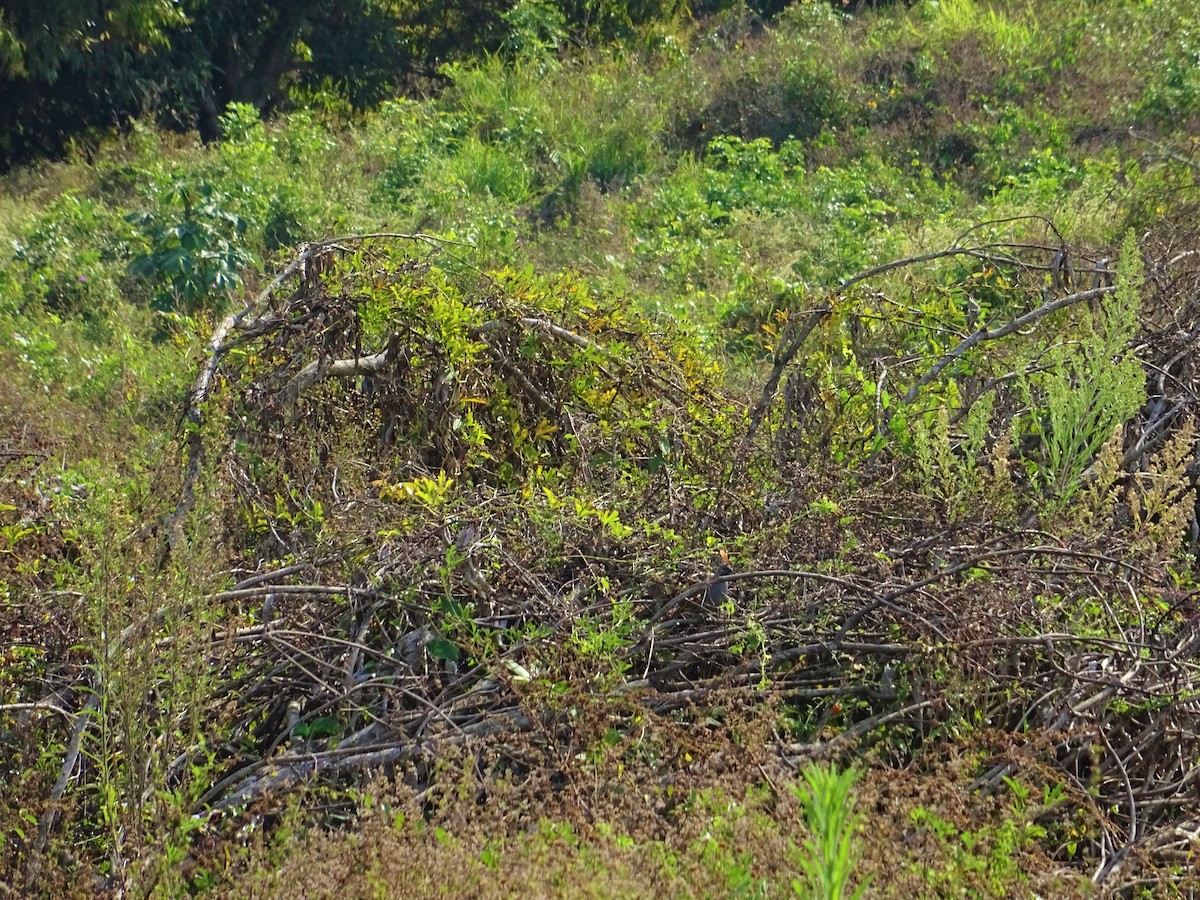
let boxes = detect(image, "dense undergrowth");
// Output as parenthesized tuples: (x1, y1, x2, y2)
(5, 0, 1200, 896)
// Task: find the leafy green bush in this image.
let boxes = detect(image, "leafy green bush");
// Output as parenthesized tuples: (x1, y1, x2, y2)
(1135, 28, 1200, 125)
(630, 136, 805, 294)
(369, 99, 461, 205)
(127, 180, 257, 312)
(500, 0, 568, 65)
(209, 104, 331, 251)
(8, 193, 131, 318)
(797, 153, 955, 284)
(965, 108, 1073, 197)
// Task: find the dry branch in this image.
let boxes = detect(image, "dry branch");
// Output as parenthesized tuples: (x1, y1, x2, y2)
(282, 346, 396, 402)
(170, 232, 458, 552)
(900, 283, 1116, 404)
(745, 226, 1117, 448)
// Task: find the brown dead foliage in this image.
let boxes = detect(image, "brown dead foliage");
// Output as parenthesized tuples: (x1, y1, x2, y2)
(11, 229, 1200, 896)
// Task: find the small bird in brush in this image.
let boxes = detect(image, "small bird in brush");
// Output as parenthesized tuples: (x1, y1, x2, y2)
(705, 549, 735, 606)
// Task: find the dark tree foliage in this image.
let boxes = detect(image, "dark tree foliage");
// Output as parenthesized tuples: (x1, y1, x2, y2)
(0, 0, 183, 80)
(0, 0, 759, 171)
(0, 0, 510, 168)
(166, 0, 524, 141)
(0, 0, 183, 165)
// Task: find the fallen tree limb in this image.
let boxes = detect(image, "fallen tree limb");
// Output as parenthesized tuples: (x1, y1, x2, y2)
(282, 346, 396, 402)
(171, 232, 459, 552)
(212, 741, 436, 811)
(211, 706, 535, 811)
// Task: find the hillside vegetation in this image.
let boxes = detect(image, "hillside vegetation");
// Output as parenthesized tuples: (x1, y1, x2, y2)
(4, 0, 1200, 895)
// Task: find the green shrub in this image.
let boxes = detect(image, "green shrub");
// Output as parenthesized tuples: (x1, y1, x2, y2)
(797, 153, 951, 284)
(1018, 231, 1146, 512)
(791, 763, 868, 900)
(1135, 27, 1200, 125)
(127, 179, 257, 312)
(369, 100, 460, 205)
(8, 193, 131, 318)
(500, 0, 568, 65)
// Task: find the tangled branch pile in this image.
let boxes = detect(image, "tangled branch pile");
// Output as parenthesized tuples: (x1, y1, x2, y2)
(13, 226, 1200, 894)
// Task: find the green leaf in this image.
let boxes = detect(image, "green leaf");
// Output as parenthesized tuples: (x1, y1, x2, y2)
(295, 716, 341, 738)
(428, 637, 461, 662)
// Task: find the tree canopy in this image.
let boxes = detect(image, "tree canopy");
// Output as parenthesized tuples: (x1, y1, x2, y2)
(0, 0, 697, 170)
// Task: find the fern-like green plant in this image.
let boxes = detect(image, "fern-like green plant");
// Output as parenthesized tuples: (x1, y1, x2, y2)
(1024, 231, 1146, 512)
(1128, 418, 1197, 555)
(1077, 425, 1125, 527)
(790, 763, 869, 900)
(911, 393, 995, 521)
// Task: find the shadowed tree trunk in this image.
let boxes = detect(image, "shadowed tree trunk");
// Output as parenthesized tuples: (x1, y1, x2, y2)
(195, 0, 321, 140)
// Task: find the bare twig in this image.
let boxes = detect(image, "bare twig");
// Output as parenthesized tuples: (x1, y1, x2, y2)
(171, 232, 458, 552)
(27, 694, 100, 882)
(744, 230, 1079, 444)
(900, 284, 1116, 405)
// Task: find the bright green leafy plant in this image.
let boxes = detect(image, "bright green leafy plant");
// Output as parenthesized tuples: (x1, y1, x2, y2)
(127, 179, 257, 312)
(1020, 231, 1145, 512)
(790, 763, 868, 900)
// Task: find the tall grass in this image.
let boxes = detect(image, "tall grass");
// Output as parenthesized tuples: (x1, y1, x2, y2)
(790, 763, 868, 900)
